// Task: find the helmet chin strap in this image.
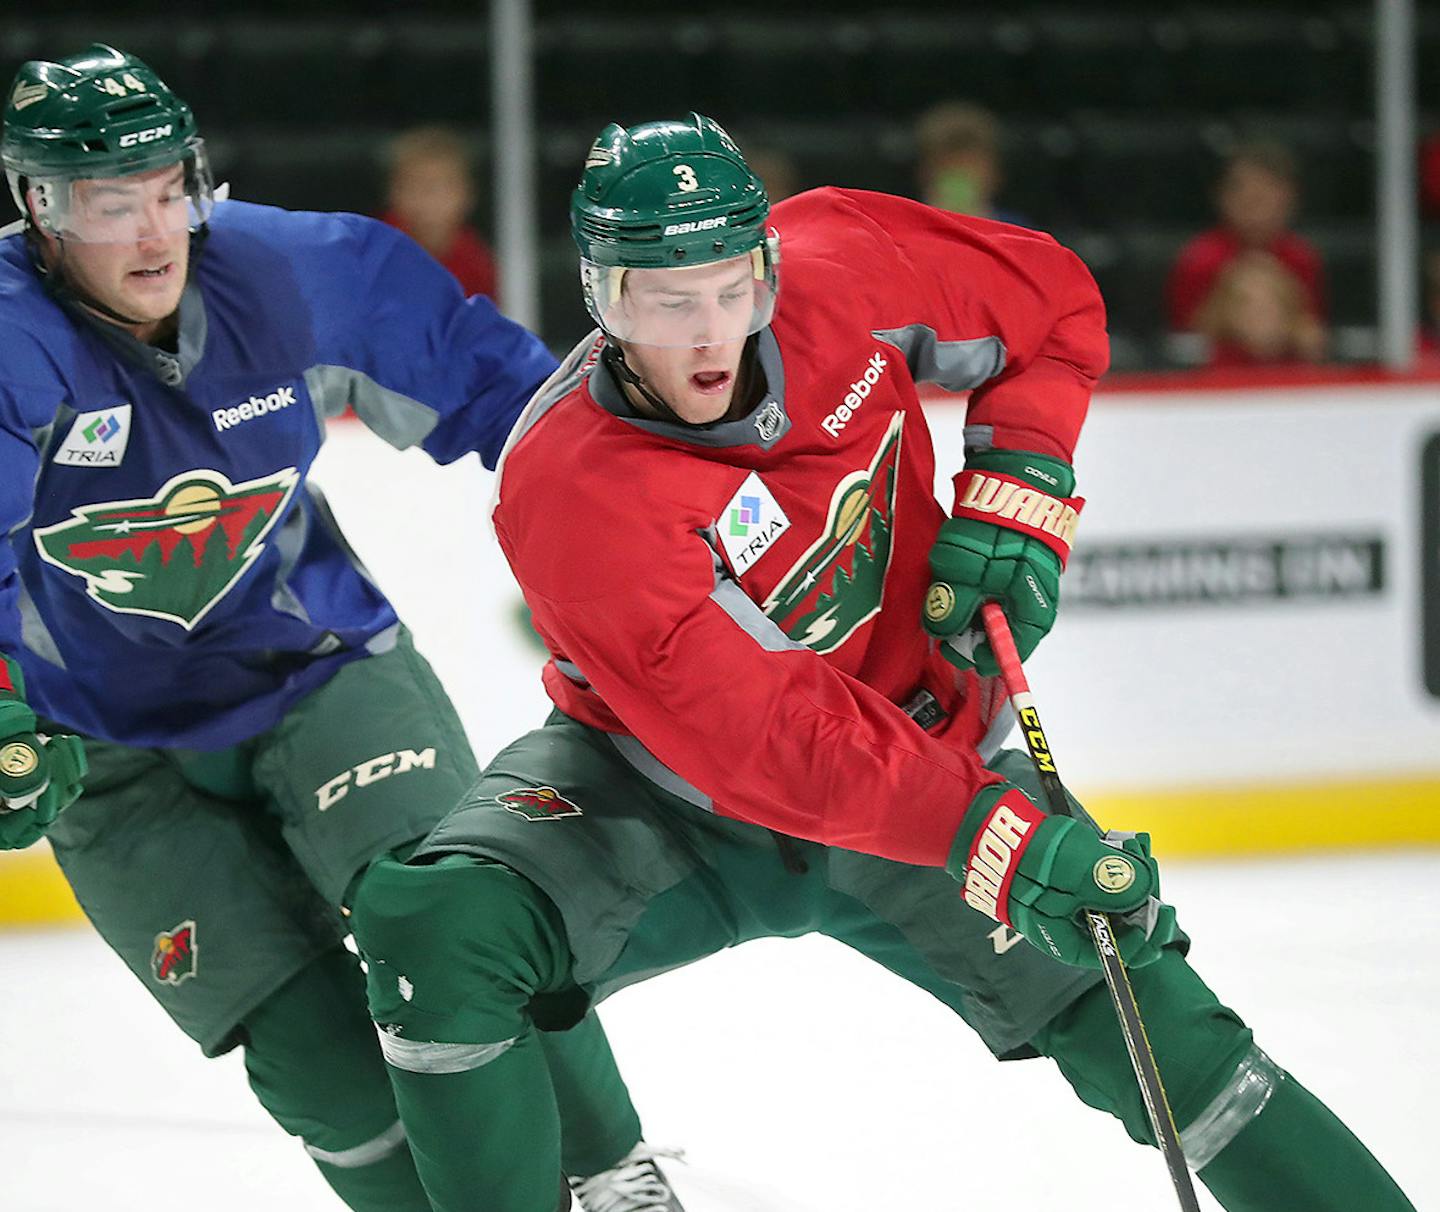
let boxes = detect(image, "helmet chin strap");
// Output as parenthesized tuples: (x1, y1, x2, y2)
(602, 343, 690, 426)
(603, 336, 760, 429)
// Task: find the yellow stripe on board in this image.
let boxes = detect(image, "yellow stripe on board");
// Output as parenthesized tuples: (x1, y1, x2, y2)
(0, 844, 83, 927)
(1, 775, 1439, 927)
(1089, 774, 1440, 858)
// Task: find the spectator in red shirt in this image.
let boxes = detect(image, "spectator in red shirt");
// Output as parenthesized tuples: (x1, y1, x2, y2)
(1193, 250, 1326, 366)
(1168, 142, 1326, 340)
(380, 127, 499, 302)
(1419, 131, 1440, 219)
(1419, 248, 1440, 363)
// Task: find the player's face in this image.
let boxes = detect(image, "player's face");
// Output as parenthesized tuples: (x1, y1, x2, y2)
(387, 153, 473, 245)
(616, 259, 755, 423)
(44, 164, 191, 334)
(1218, 162, 1295, 245)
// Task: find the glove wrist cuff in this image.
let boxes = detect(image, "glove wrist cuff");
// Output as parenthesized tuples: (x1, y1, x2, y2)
(952, 468, 1085, 567)
(949, 785, 1048, 927)
(0, 698, 37, 738)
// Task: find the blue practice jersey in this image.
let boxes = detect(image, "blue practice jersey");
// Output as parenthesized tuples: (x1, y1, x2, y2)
(0, 200, 556, 749)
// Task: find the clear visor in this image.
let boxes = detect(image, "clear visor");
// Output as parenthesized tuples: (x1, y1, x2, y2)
(580, 236, 780, 348)
(22, 137, 214, 245)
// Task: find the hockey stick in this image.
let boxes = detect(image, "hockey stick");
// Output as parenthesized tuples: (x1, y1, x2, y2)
(979, 602, 1202, 1212)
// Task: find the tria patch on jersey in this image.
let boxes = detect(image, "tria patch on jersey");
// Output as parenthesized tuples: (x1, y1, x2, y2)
(718, 472, 792, 575)
(32, 467, 299, 630)
(761, 411, 904, 655)
(151, 920, 197, 986)
(52, 404, 133, 468)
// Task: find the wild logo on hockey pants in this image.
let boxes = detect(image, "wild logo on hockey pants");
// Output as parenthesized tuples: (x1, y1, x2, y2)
(151, 919, 197, 986)
(33, 467, 299, 629)
(486, 786, 584, 821)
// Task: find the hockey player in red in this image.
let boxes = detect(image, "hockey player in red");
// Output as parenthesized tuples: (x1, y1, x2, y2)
(349, 115, 1417, 1212)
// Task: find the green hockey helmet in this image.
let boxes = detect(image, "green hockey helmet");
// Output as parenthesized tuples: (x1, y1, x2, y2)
(2, 44, 214, 243)
(572, 114, 779, 347)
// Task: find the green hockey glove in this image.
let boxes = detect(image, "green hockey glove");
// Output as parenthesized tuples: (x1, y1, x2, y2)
(946, 783, 1177, 969)
(923, 449, 1082, 677)
(0, 655, 87, 851)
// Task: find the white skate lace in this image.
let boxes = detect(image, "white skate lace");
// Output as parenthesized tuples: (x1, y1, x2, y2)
(568, 1144, 685, 1212)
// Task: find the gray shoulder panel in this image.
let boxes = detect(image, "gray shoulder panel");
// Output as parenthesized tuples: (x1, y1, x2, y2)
(303, 364, 441, 450)
(871, 323, 1006, 393)
(490, 332, 605, 511)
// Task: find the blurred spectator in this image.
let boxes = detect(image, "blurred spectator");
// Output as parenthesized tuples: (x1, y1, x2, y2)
(914, 101, 1028, 226)
(1420, 131, 1440, 219)
(1193, 250, 1326, 366)
(1168, 141, 1326, 340)
(380, 126, 498, 300)
(1419, 248, 1440, 362)
(745, 144, 801, 204)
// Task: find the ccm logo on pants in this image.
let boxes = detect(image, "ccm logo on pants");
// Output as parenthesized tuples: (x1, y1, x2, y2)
(315, 748, 436, 812)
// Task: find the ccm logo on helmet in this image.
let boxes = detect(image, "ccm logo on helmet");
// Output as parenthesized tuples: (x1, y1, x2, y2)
(117, 124, 174, 148)
(662, 216, 728, 237)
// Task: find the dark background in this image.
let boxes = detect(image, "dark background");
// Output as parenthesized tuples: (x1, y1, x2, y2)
(6, 2, 1438, 366)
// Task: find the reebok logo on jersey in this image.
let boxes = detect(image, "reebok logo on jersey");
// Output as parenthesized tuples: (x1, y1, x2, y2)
(821, 352, 888, 438)
(53, 404, 133, 468)
(213, 386, 297, 432)
(962, 791, 1045, 925)
(717, 472, 791, 575)
(314, 747, 437, 812)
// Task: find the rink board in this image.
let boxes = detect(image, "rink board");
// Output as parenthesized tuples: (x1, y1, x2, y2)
(5, 377, 1439, 927)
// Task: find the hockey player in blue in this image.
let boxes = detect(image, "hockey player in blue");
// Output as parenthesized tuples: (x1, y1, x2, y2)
(0, 45, 678, 1212)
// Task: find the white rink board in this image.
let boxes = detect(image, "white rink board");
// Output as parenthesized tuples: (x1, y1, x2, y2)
(930, 382, 1440, 792)
(312, 381, 1440, 798)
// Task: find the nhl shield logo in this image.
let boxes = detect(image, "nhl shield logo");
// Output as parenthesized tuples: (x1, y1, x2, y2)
(151, 920, 198, 986)
(752, 399, 786, 444)
(491, 786, 583, 822)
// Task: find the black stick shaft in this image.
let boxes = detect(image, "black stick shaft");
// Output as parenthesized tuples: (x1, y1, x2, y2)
(980, 603, 1202, 1212)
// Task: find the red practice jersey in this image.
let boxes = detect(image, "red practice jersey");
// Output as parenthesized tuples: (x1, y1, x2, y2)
(494, 188, 1108, 868)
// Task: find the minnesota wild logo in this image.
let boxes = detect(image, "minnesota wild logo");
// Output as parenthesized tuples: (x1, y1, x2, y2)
(33, 467, 299, 630)
(761, 412, 903, 654)
(490, 786, 583, 822)
(151, 920, 197, 986)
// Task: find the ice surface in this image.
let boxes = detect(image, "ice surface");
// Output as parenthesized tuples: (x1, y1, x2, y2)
(3, 428, 1434, 1211)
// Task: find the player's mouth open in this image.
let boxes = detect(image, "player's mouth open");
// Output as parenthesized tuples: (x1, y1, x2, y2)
(129, 263, 173, 281)
(690, 370, 731, 394)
